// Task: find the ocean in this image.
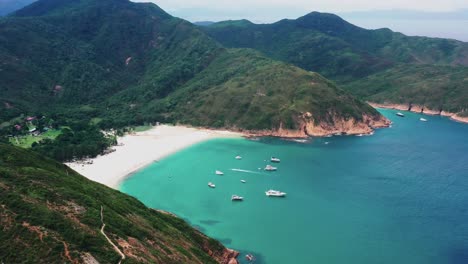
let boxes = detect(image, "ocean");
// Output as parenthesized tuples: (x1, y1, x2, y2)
(120, 109, 468, 264)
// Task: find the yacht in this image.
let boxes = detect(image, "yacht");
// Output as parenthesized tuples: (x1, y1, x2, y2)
(264, 165, 277, 171)
(231, 195, 244, 201)
(208, 182, 215, 188)
(235, 155, 242, 160)
(420, 117, 428, 122)
(265, 190, 286, 197)
(396, 112, 405, 117)
(270, 157, 281, 163)
(241, 180, 246, 183)
(215, 170, 224, 175)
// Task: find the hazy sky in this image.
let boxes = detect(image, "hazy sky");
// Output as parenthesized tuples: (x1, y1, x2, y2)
(132, 0, 468, 41)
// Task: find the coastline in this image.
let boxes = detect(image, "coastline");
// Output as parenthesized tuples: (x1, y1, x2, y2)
(368, 102, 468, 124)
(65, 125, 242, 189)
(66, 114, 390, 189)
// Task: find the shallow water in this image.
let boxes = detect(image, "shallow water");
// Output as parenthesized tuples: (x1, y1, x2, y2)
(121, 109, 468, 264)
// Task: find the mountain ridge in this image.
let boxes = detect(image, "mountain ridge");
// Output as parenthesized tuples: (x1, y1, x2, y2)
(201, 11, 468, 115)
(0, 0, 388, 140)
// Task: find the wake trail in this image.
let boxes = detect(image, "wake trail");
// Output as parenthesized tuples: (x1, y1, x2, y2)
(231, 168, 264, 175)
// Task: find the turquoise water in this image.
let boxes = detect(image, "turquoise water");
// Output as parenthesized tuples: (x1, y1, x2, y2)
(120, 109, 468, 264)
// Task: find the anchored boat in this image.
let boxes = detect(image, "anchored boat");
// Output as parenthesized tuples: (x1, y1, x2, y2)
(265, 190, 286, 197)
(231, 195, 244, 201)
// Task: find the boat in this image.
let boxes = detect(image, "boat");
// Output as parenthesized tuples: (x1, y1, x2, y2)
(270, 157, 281, 163)
(264, 165, 277, 171)
(208, 182, 215, 188)
(231, 195, 243, 201)
(215, 170, 224, 175)
(265, 190, 286, 197)
(241, 180, 246, 183)
(245, 254, 255, 262)
(235, 155, 242, 160)
(356, 134, 364, 137)
(396, 112, 405, 117)
(420, 117, 428, 122)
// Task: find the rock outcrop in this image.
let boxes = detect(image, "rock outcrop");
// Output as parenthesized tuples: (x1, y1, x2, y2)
(244, 112, 391, 138)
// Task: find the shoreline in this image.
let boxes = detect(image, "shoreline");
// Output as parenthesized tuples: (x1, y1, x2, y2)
(66, 116, 390, 189)
(368, 102, 468, 124)
(65, 125, 242, 189)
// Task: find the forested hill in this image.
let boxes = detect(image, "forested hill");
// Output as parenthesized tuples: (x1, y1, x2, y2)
(0, 0, 387, 138)
(0, 0, 36, 16)
(0, 143, 237, 263)
(202, 12, 468, 115)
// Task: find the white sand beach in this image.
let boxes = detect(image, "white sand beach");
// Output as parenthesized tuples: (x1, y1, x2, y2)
(66, 125, 242, 189)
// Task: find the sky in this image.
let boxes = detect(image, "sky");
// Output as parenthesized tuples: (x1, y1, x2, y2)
(133, 0, 468, 41)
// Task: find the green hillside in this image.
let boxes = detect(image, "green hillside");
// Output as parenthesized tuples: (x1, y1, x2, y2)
(0, 0, 36, 16)
(0, 0, 385, 142)
(0, 143, 237, 263)
(202, 12, 468, 113)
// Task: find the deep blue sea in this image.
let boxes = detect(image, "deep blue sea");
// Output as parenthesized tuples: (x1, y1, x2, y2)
(120, 109, 468, 264)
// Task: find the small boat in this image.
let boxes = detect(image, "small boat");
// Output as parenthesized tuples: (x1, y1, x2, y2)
(265, 189, 286, 197)
(356, 134, 364, 137)
(241, 180, 246, 183)
(264, 165, 277, 171)
(324, 141, 330, 145)
(231, 195, 243, 201)
(235, 155, 242, 160)
(208, 182, 216, 188)
(270, 157, 281, 163)
(215, 170, 224, 175)
(420, 118, 428, 122)
(396, 112, 405, 117)
(245, 254, 255, 262)
(325, 134, 333, 138)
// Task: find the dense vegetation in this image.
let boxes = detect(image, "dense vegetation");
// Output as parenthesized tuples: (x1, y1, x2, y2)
(0, 143, 230, 263)
(0, 0, 36, 16)
(31, 123, 116, 162)
(202, 12, 468, 113)
(0, 0, 383, 142)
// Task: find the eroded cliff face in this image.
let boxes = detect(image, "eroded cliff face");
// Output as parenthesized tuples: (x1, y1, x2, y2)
(244, 112, 391, 138)
(369, 102, 468, 124)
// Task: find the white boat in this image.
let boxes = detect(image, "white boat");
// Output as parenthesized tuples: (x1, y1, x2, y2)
(264, 165, 277, 171)
(241, 180, 246, 183)
(396, 112, 405, 117)
(265, 190, 287, 197)
(235, 155, 242, 160)
(270, 157, 281, 163)
(215, 170, 224, 175)
(231, 195, 244, 201)
(208, 182, 216, 188)
(420, 118, 428, 122)
(356, 134, 364, 137)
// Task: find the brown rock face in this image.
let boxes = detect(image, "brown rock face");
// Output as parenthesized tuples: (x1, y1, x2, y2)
(245, 113, 391, 138)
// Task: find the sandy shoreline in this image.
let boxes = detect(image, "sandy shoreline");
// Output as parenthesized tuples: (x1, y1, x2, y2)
(66, 125, 242, 189)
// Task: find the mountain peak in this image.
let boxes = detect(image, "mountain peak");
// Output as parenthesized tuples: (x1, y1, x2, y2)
(12, 0, 129, 17)
(295, 11, 357, 31)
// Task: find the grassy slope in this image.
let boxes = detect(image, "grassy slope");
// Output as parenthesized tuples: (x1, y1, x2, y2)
(167, 49, 379, 130)
(0, 143, 227, 263)
(201, 12, 468, 113)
